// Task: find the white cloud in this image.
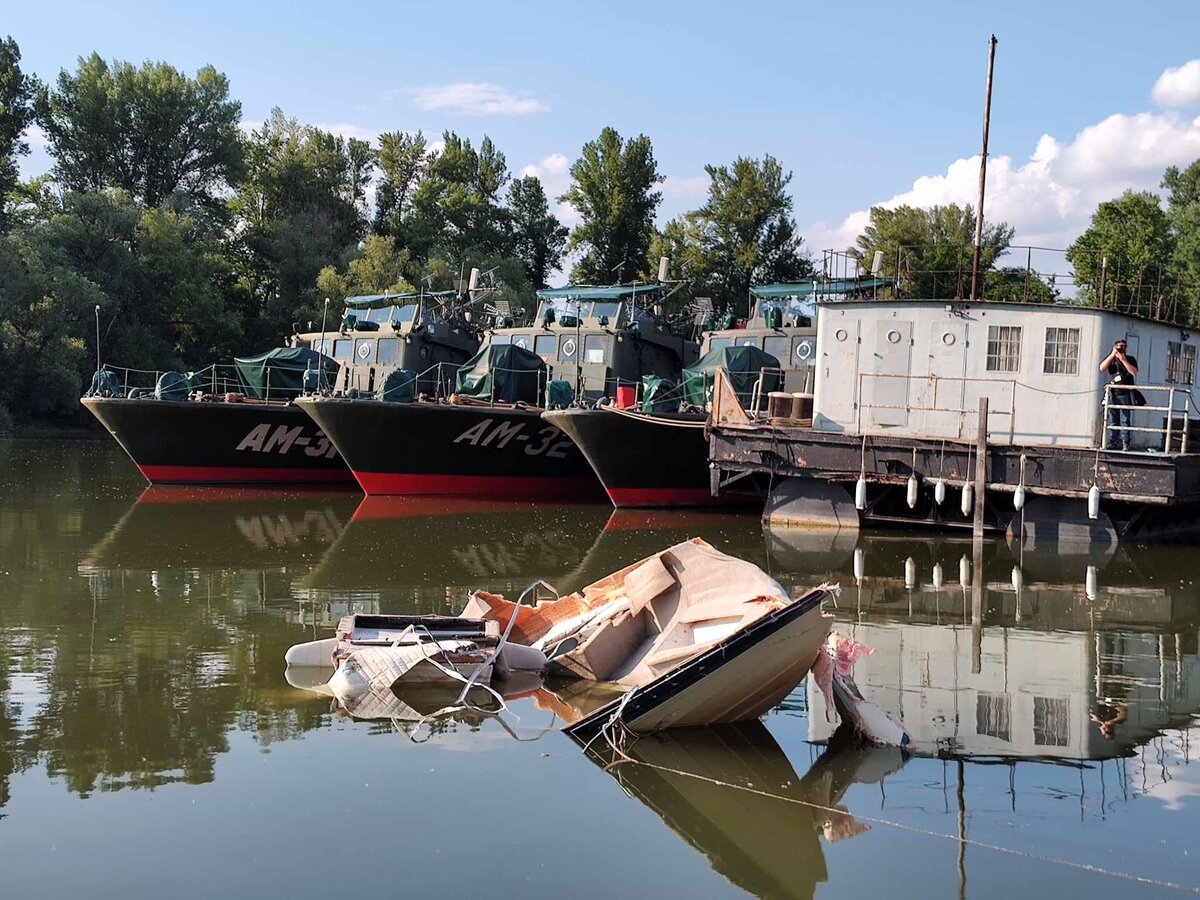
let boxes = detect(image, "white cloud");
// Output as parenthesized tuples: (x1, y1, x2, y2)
(408, 82, 548, 116)
(521, 153, 578, 227)
(804, 110, 1200, 265)
(1153, 59, 1200, 108)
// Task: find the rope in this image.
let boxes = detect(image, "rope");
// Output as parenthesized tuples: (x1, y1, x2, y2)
(597, 743, 1200, 894)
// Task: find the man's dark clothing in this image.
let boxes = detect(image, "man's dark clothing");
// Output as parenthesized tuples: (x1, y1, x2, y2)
(1106, 353, 1138, 450)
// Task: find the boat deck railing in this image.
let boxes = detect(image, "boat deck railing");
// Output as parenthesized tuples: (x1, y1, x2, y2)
(1102, 384, 1193, 453)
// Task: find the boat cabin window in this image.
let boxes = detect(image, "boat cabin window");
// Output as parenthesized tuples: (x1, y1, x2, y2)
(534, 334, 556, 359)
(584, 333, 607, 364)
(791, 336, 815, 363)
(390, 305, 417, 327)
(1042, 327, 1081, 375)
(311, 339, 331, 356)
(537, 299, 624, 326)
(735, 336, 758, 347)
(332, 338, 352, 360)
(708, 336, 733, 352)
(1167, 341, 1197, 384)
(377, 338, 399, 366)
(489, 333, 511, 346)
(353, 338, 376, 364)
(763, 335, 789, 361)
(755, 297, 812, 324)
(559, 334, 579, 362)
(985, 326, 1022, 373)
(512, 334, 532, 352)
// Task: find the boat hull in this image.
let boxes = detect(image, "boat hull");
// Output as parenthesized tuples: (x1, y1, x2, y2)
(566, 589, 831, 734)
(297, 397, 605, 500)
(81, 397, 355, 486)
(545, 407, 735, 508)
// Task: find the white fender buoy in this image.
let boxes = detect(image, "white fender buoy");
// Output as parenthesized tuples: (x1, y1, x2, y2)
(855, 477, 868, 511)
(934, 478, 946, 506)
(960, 482, 974, 517)
(1085, 564, 1098, 601)
(932, 562, 944, 589)
(1087, 483, 1101, 520)
(904, 556, 916, 589)
(1014, 484, 1026, 511)
(1011, 565, 1023, 593)
(959, 554, 970, 587)
(906, 474, 919, 509)
(853, 546, 865, 581)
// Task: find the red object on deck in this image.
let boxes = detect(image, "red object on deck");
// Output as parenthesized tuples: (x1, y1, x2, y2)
(615, 385, 637, 409)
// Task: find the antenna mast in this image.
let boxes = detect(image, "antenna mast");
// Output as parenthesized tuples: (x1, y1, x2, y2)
(969, 34, 998, 302)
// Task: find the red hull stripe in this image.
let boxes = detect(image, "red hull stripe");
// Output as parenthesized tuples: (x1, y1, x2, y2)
(605, 486, 749, 508)
(137, 465, 356, 486)
(353, 471, 605, 501)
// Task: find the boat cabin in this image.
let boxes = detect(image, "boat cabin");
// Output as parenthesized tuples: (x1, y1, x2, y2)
(701, 280, 889, 394)
(813, 299, 1198, 450)
(303, 292, 479, 397)
(483, 283, 698, 402)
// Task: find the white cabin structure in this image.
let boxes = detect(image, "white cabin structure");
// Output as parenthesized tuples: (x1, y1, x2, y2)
(812, 300, 1198, 449)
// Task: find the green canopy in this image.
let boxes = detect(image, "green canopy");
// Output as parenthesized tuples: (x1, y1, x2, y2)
(455, 343, 545, 404)
(234, 347, 339, 400)
(343, 291, 454, 310)
(682, 345, 782, 408)
(536, 283, 664, 302)
(750, 278, 892, 298)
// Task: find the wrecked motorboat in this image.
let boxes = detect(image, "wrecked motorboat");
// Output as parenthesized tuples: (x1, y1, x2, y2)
(284, 612, 547, 710)
(465, 539, 835, 733)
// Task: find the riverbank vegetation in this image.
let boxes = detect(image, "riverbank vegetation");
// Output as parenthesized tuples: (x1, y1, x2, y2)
(2, 37, 1198, 426)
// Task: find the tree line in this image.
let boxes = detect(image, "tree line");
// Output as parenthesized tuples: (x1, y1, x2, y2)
(3, 36, 1198, 428)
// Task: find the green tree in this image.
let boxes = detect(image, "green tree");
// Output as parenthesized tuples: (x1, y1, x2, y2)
(1163, 160, 1200, 319)
(1067, 190, 1174, 315)
(0, 36, 39, 234)
(507, 175, 567, 288)
(374, 129, 428, 237)
(664, 155, 812, 313)
(316, 234, 414, 302)
(852, 204, 1013, 299)
(231, 109, 370, 343)
(38, 54, 243, 209)
(561, 127, 661, 284)
(982, 267, 1059, 304)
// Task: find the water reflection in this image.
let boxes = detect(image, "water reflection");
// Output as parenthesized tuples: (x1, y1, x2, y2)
(581, 722, 906, 900)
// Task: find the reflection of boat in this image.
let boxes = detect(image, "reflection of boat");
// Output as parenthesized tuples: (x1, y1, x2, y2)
(576, 721, 906, 900)
(468, 539, 834, 733)
(79, 487, 358, 574)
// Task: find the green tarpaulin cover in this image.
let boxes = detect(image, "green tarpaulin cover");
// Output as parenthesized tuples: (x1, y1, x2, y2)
(377, 368, 416, 403)
(682, 345, 782, 408)
(546, 380, 573, 410)
(641, 375, 679, 414)
(455, 343, 545, 404)
(234, 347, 339, 400)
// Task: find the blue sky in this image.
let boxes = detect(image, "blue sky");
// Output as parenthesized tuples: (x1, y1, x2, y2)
(10, 0, 1200, 275)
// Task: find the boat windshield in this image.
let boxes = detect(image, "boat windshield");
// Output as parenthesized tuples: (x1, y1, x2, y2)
(754, 298, 814, 324)
(535, 299, 624, 325)
(343, 304, 420, 328)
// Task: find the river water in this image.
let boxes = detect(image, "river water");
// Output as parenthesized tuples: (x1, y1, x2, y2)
(1, 437, 1198, 898)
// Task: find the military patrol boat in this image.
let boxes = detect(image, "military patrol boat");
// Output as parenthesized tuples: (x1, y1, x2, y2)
(298, 283, 699, 499)
(81, 291, 479, 485)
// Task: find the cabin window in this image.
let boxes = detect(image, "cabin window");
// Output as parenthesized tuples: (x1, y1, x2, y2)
(763, 336, 789, 361)
(584, 334, 607, 365)
(1042, 327, 1081, 375)
(512, 335, 530, 351)
(708, 337, 733, 352)
(559, 334, 578, 362)
(1166, 341, 1196, 384)
(985, 326, 1021, 372)
(976, 692, 1011, 743)
(792, 337, 814, 362)
(534, 334, 556, 358)
(332, 339, 352, 359)
(376, 338, 398, 366)
(1032, 696, 1070, 747)
(311, 339, 330, 356)
(489, 333, 511, 346)
(735, 336, 758, 347)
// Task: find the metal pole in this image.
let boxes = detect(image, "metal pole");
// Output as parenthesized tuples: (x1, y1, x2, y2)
(973, 397, 989, 540)
(319, 298, 331, 391)
(94, 305, 101, 376)
(969, 35, 998, 302)
(1098, 256, 1109, 310)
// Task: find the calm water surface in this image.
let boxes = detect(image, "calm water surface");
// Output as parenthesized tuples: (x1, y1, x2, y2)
(1, 437, 1198, 898)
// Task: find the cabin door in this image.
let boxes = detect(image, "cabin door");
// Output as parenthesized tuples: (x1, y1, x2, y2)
(867, 321, 913, 427)
(818, 319, 860, 427)
(922, 320, 969, 437)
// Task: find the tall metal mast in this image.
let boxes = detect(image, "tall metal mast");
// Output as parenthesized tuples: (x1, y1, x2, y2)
(969, 35, 998, 302)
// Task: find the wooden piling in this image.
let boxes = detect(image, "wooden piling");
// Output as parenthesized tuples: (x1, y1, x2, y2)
(973, 397, 988, 540)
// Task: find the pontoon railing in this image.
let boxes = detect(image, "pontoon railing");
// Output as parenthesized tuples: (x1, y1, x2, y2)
(1101, 384, 1192, 453)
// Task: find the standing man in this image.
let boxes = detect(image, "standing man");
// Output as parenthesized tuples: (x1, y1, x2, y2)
(1099, 338, 1138, 450)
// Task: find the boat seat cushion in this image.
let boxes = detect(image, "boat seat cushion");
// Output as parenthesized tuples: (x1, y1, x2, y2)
(556, 608, 647, 681)
(623, 555, 677, 617)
